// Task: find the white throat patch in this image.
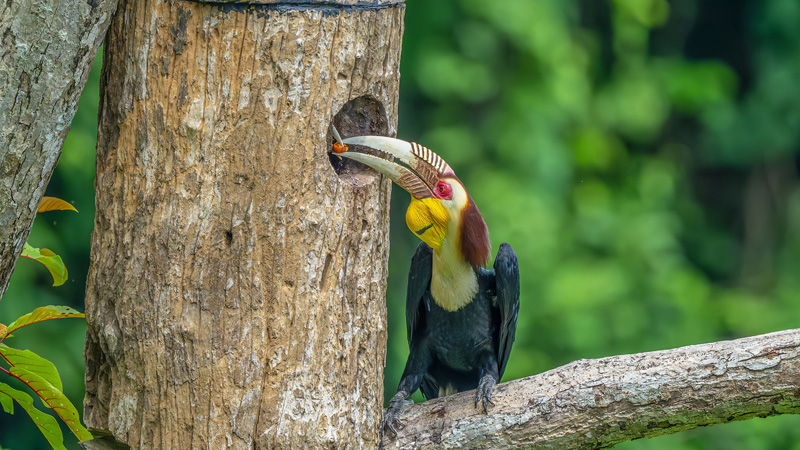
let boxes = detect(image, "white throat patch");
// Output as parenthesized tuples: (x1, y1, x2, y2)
(430, 180, 478, 311)
(430, 250, 478, 311)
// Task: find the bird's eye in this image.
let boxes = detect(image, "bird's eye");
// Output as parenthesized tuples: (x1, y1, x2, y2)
(435, 180, 453, 200)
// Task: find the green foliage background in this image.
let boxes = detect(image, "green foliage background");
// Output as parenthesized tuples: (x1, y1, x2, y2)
(387, 0, 800, 448)
(0, 49, 99, 449)
(3, 0, 800, 448)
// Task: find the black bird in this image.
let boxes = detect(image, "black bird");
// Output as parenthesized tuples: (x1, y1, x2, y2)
(332, 133, 520, 435)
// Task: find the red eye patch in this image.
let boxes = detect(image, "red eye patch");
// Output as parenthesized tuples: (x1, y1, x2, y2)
(435, 180, 453, 200)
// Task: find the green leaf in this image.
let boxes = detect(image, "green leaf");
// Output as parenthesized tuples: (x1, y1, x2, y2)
(0, 383, 66, 450)
(0, 345, 63, 391)
(0, 386, 12, 413)
(20, 243, 68, 286)
(7, 366, 93, 442)
(1, 306, 84, 342)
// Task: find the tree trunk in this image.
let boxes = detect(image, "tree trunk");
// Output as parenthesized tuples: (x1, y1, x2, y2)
(83, 1, 404, 449)
(0, 0, 118, 298)
(383, 328, 800, 450)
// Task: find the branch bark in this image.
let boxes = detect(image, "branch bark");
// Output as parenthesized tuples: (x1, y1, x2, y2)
(0, 0, 118, 298)
(84, 1, 404, 448)
(383, 328, 800, 450)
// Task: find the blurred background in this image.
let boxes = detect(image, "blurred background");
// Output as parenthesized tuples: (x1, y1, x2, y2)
(387, 0, 800, 449)
(3, 0, 800, 448)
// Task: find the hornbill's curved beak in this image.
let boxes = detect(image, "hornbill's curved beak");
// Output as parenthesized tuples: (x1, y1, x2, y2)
(331, 128, 454, 199)
(331, 126, 491, 266)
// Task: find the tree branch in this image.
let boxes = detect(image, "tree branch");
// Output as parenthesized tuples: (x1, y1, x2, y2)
(382, 329, 800, 450)
(0, 0, 118, 298)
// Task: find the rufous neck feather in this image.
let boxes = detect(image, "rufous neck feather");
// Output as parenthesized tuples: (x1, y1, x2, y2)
(427, 178, 490, 311)
(458, 195, 490, 269)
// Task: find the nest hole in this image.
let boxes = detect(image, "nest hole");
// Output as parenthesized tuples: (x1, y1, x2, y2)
(328, 96, 390, 183)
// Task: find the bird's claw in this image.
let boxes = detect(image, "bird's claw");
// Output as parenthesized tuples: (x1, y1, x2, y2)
(384, 417, 406, 437)
(383, 390, 411, 439)
(475, 374, 496, 414)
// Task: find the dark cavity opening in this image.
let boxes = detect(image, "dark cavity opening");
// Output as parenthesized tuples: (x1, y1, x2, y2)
(328, 96, 389, 181)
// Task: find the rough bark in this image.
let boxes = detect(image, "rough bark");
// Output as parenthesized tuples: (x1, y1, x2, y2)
(383, 328, 800, 450)
(0, 0, 118, 298)
(83, 1, 404, 449)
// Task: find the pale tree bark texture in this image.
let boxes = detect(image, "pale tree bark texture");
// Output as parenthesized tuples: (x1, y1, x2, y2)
(0, 0, 118, 298)
(84, 1, 404, 449)
(383, 328, 800, 450)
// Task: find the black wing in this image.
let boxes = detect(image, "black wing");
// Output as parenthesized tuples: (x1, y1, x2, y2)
(406, 242, 439, 399)
(405, 242, 432, 347)
(493, 242, 520, 379)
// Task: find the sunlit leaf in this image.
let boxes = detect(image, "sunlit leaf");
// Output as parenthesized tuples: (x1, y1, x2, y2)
(0, 345, 63, 391)
(0, 324, 5, 338)
(0, 386, 12, 413)
(19, 243, 68, 286)
(37, 197, 78, 213)
(0, 306, 84, 342)
(7, 366, 93, 442)
(0, 383, 66, 450)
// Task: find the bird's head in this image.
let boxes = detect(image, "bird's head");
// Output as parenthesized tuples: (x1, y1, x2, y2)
(334, 135, 490, 269)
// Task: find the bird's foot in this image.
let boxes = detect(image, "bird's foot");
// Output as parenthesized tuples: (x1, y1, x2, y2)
(383, 390, 412, 438)
(475, 374, 496, 413)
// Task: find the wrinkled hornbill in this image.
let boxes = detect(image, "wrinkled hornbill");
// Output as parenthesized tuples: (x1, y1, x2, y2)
(332, 131, 520, 435)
